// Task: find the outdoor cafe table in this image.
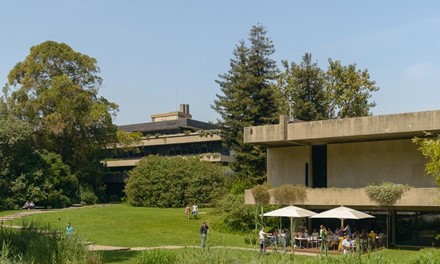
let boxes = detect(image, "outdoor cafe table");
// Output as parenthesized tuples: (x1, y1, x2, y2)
(295, 237, 308, 249)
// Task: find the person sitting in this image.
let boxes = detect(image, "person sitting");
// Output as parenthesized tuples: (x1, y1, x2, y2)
(22, 201, 30, 210)
(311, 228, 319, 237)
(303, 229, 310, 238)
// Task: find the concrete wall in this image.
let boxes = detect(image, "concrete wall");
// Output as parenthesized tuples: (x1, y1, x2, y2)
(267, 146, 310, 187)
(266, 139, 434, 188)
(244, 188, 439, 210)
(327, 139, 434, 188)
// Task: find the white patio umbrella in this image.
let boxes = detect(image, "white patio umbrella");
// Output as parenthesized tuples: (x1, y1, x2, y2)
(263, 206, 317, 249)
(263, 205, 317, 218)
(310, 205, 375, 227)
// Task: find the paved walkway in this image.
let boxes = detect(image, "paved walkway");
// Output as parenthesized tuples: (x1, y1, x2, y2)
(0, 208, 320, 257)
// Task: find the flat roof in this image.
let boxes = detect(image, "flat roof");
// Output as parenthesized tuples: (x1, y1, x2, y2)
(245, 110, 440, 147)
(118, 118, 217, 133)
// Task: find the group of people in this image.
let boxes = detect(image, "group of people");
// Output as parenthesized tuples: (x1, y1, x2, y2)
(255, 224, 381, 255)
(22, 201, 35, 210)
(258, 227, 289, 254)
(185, 204, 198, 220)
(318, 224, 382, 254)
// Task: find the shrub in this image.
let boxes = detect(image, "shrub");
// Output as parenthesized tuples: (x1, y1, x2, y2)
(125, 155, 225, 207)
(251, 183, 271, 205)
(80, 185, 98, 205)
(365, 182, 410, 206)
(0, 222, 101, 264)
(272, 184, 307, 205)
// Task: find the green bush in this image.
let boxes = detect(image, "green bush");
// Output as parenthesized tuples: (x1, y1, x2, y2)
(135, 250, 177, 264)
(365, 182, 410, 206)
(272, 184, 307, 205)
(80, 185, 98, 205)
(125, 155, 225, 207)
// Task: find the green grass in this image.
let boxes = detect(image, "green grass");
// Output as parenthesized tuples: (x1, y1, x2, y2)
(8, 204, 246, 248)
(0, 210, 16, 217)
(2, 205, 440, 263)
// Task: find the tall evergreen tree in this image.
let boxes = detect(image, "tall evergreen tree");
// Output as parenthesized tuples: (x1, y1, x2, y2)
(213, 25, 280, 183)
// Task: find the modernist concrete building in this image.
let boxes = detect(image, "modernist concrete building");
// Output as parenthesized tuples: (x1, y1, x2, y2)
(103, 104, 233, 196)
(244, 110, 440, 247)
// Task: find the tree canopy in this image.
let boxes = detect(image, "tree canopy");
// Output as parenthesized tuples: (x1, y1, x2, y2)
(279, 53, 379, 121)
(0, 114, 78, 209)
(413, 133, 440, 186)
(3, 41, 119, 188)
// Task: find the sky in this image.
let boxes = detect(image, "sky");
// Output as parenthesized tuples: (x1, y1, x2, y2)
(1, 1, 439, 125)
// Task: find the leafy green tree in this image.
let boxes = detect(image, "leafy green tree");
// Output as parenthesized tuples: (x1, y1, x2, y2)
(124, 155, 225, 208)
(3, 41, 118, 189)
(279, 53, 327, 121)
(0, 114, 78, 209)
(213, 24, 281, 183)
(413, 133, 440, 186)
(279, 53, 379, 121)
(326, 59, 379, 118)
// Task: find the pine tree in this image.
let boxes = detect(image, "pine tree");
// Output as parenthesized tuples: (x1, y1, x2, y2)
(212, 24, 280, 183)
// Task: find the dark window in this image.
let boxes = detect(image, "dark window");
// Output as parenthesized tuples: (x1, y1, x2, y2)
(312, 145, 327, 188)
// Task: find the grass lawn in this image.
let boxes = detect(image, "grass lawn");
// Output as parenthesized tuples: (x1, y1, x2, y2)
(8, 204, 247, 248)
(3, 204, 440, 263)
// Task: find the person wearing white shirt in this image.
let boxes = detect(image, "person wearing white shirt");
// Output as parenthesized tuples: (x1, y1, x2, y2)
(259, 228, 268, 254)
(342, 235, 352, 254)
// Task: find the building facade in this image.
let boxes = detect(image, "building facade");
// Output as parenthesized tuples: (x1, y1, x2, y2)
(243, 110, 440, 247)
(103, 104, 233, 197)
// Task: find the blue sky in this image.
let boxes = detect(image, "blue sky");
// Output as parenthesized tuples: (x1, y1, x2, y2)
(1, 1, 439, 125)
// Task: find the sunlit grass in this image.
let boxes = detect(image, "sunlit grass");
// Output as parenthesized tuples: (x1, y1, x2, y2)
(8, 204, 247, 248)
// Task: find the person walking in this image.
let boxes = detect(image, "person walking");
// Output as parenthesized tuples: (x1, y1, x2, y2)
(192, 203, 198, 220)
(200, 222, 209, 248)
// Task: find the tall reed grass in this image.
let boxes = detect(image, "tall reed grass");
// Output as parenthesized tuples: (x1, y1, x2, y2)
(0, 222, 101, 264)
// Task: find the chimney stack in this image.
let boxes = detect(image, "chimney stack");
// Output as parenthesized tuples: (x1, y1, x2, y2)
(180, 104, 190, 114)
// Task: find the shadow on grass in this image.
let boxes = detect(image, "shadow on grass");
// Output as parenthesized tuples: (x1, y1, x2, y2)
(101, 250, 139, 264)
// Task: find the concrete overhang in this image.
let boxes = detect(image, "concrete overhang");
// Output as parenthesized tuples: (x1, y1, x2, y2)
(244, 188, 440, 212)
(244, 110, 440, 147)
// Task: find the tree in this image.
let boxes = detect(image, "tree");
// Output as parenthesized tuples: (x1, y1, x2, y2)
(279, 53, 379, 121)
(413, 133, 440, 186)
(0, 114, 78, 209)
(326, 59, 379, 118)
(3, 41, 118, 189)
(279, 53, 327, 121)
(212, 24, 281, 183)
(124, 155, 225, 208)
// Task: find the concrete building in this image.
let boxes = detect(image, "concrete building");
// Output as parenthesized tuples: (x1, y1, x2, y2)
(243, 110, 440, 247)
(103, 104, 233, 197)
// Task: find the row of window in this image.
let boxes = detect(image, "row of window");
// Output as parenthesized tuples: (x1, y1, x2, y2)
(108, 141, 230, 159)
